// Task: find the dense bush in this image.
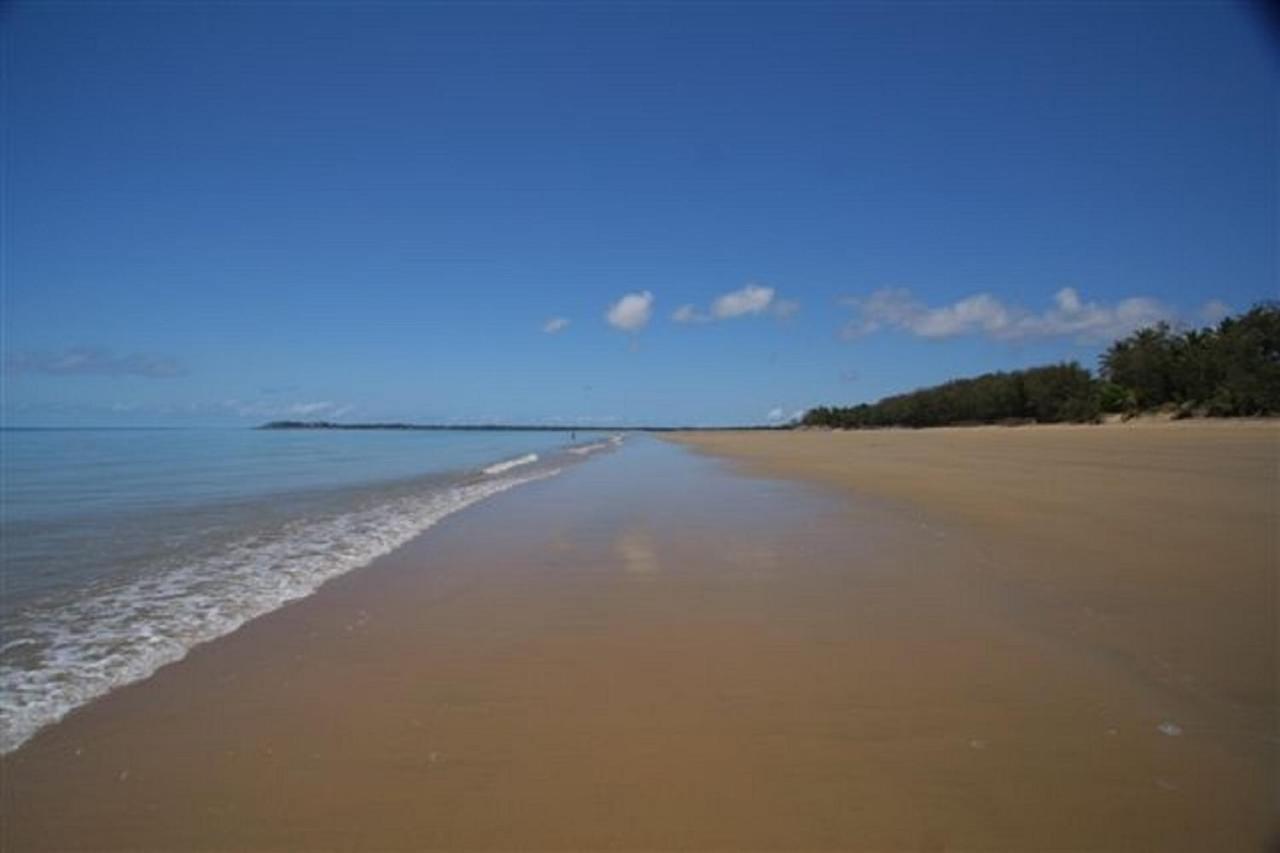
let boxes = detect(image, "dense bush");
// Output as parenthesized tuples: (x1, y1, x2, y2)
(1099, 303, 1280, 416)
(801, 363, 1099, 429)
(801, 303, 1279, 429)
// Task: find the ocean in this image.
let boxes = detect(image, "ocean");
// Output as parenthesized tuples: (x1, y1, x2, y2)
(0, 427, 619, 752)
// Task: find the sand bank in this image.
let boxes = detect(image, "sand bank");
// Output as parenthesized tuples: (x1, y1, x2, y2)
(2, 431, 1276, 849)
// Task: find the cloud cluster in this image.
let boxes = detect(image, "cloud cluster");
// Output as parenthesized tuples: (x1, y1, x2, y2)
(671, 304, 706, 324)
(588, 283, 1208, 349)
(4, 347, 187, 378)
(766, 406, 805, 422)
(542, 316, 570, 334)
(841, 287, 1177, 344)
(217, 399, 355, 419)
(713, 283, 774, 318)
(606, 291, 654, 332)
(1199, 299, 1232, 323)
(673, 283, 797, 324)
(287, 401, 352, 417)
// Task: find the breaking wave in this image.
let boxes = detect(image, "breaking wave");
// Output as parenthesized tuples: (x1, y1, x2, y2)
(0, 467, 558, 753)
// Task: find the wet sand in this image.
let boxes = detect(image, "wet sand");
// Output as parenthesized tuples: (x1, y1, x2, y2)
(2, 430, 1277, 850)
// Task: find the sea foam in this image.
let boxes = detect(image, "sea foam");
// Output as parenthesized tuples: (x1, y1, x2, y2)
(482, 453, 538, 475)
(0, 467, 558, 753)
(568, 442, 610, 456)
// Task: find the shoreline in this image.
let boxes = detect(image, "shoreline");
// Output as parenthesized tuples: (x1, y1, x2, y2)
(0, 436, 600, 756)
(3, 431, 1276, 849)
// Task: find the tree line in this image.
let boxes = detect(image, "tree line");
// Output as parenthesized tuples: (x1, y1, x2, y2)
(800, 302, 1279, 429)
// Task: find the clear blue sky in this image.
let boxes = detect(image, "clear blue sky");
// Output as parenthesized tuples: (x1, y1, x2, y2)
(3, 1, 1274, 426)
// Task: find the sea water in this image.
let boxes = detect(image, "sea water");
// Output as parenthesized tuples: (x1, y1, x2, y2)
(0, 427, 613, 752)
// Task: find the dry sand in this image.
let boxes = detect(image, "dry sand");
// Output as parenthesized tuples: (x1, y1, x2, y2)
(2, 426, 1276, 850)
(674, 420, 1279, 848)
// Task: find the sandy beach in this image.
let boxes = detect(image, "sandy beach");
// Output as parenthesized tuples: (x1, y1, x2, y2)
(2, 426, 1277, 850)
(8, 0, 1275, 848)
(675, 421, 1279, 847)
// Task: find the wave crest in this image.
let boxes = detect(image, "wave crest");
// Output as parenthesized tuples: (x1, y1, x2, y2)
(482, 453, 538, 475)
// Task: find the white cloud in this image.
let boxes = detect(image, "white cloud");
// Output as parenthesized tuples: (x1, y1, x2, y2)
(772, 298, 800, 318)
(672, 304, 709, 323)
(543, 316, 570, 334)
(675, 302, 716, 322)
(915, 293, 1012, 338)
(209, 399, 355, 419)
(1198, 299, 1232, 324)
(4, 346, 186, 378)
(713, 283, 775, 318)
(766, 406, 805, 423)
(842, 287, 1179, 344)
(289, 399, 340, 412)
(1012, 288, 1172, 341)
(676, 283, 797, 325)
(606, 291, 654, 332)
(839, 288, 919, 339)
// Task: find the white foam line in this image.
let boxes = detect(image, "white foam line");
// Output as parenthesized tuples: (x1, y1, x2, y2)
(482, 453, 538, 475)
(568, 442, 610, 456)
(0, 468, 559, 754)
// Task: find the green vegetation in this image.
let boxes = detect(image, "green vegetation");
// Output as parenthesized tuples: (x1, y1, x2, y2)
(801, 302, 1280, 429)
(801, 362, 1100, 429)
(1099, 303, 1280, 416)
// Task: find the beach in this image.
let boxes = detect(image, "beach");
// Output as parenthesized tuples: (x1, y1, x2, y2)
(2, 425, 1277, 850)
(675, 421, 1279, 846)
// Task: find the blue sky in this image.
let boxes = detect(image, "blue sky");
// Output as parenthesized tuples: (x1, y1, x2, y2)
(3, 1, 1274, 427)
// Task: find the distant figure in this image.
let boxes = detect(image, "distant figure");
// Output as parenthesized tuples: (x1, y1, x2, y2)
(571, 431, 576, 440)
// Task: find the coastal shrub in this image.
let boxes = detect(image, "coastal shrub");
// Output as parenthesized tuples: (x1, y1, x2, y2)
(1100, 302, 1280, 416)
(801, 362, 1097, 429)
(1099, 323, 1179, 408)
(802, 303, 1279, 429)
(1097, 381, 1135, 415)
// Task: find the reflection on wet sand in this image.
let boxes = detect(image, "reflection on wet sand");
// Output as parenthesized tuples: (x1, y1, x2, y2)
(2, 434, 1275, 851)
(615, 529, 659, 578)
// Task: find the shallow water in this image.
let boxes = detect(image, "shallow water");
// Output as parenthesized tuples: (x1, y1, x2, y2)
(0, 427, 608, 751)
